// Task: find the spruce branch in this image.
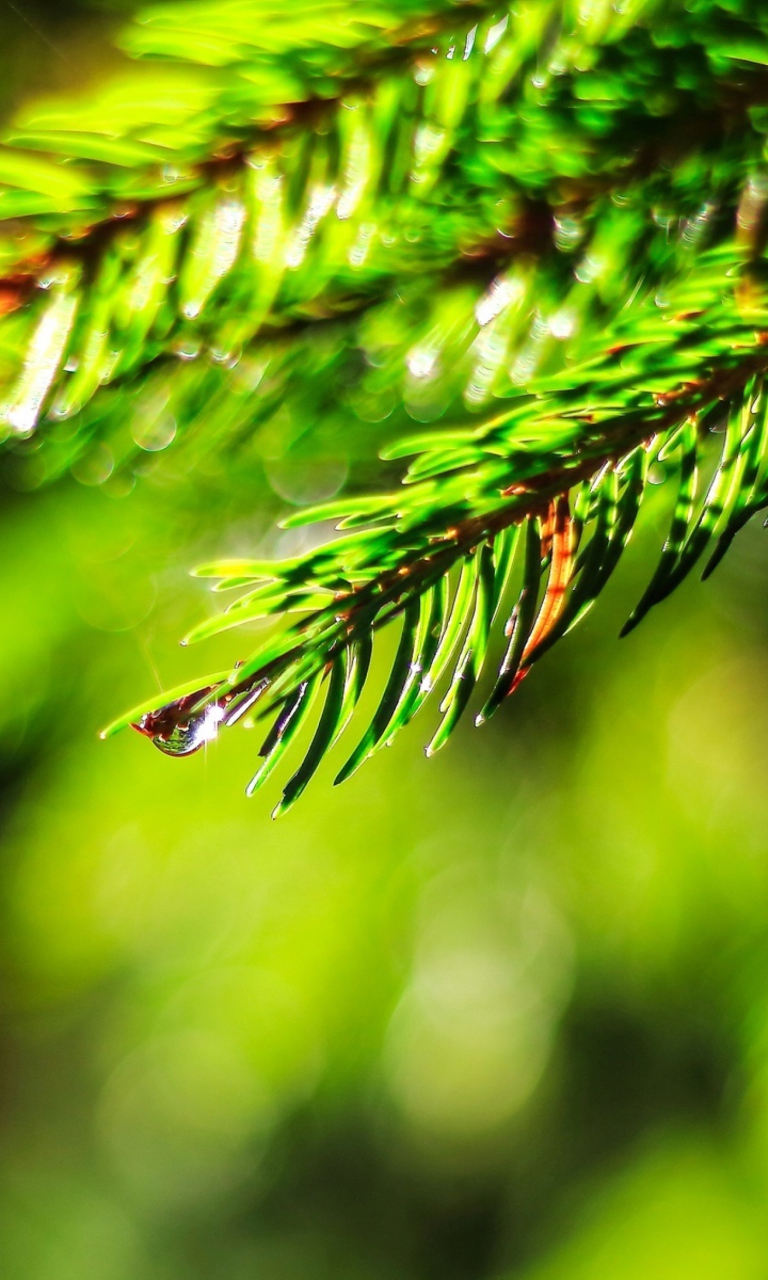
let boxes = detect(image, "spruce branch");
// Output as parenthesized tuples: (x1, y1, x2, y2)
(1, 0, 766, 444)
(2, 0, 768, 804)
(104, 241, 768, 811)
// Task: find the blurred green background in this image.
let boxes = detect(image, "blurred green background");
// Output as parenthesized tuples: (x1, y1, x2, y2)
(4, 4, 768, 1278)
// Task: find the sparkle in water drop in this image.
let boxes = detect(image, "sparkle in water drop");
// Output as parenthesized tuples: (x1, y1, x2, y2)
(132, 687, 225, 757)
(131, 679, 268, 757)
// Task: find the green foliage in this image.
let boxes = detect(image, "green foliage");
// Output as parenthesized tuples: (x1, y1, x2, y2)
(5, 0, 768, 805)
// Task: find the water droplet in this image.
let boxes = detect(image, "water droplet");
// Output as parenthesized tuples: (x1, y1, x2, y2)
(132, 678, 269, 757)
(132, 687, 225, 757)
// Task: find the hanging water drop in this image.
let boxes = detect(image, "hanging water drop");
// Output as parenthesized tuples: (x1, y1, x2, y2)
(131, 686, 225, 757)
(130, 676, 269, 757)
